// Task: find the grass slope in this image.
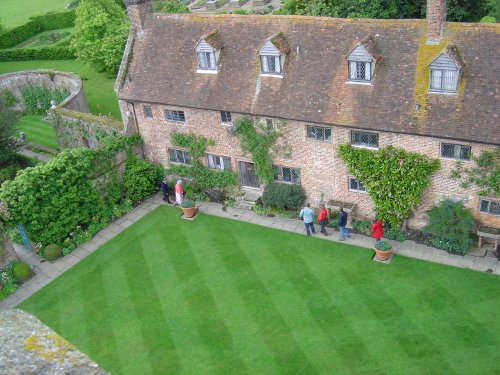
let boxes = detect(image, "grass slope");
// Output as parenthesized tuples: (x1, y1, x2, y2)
(0, 60, 120, 119)
(16, 115, 58, 149)
(0, 0, 70, 28)
(20, 206, 500, 375)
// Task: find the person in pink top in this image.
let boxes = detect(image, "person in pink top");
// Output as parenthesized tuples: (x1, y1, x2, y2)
(175, 180, 184, 205)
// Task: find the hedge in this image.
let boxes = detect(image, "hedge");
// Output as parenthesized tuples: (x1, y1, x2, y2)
(0, 10, 76, 49)
(0, 46, 75, 62)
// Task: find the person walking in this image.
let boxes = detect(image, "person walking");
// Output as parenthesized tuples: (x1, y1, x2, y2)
(160, 177, 172, 204)
(371, 215, 383, 243)
(317, 204, 329, 236)
(338, 207, 351, 240)
(299, 203, 316, 236)
(175, 180, 184, 205)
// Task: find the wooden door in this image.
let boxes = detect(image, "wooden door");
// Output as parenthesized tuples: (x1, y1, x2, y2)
(238, 161, 259, 188)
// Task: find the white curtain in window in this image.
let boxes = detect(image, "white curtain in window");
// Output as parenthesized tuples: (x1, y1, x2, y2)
(365, 62, 371, 80)
(431, 69, 442, 89)
(349, 61, 357, 79)
(261, 55, 280, 74)
(443, 70, 457, 91)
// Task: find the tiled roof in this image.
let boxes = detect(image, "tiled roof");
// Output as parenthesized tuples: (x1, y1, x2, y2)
(269, 32, 291, 54)
(444, 43, 465, 70)
(346, 34, 381, 60)
(120, 14, 500, 145)
(201, 29, 224, 50)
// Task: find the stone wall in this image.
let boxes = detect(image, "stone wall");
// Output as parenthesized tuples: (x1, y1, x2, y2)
(130, 101, 499, 229)
(0, 70, 88, 113)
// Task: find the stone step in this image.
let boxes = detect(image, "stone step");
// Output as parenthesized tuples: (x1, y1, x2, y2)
(235, 201, 255, 210)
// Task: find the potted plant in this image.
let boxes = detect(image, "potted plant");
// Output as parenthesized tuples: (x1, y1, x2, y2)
(374, 240, 392, 261)
(180, 200, 196, 218)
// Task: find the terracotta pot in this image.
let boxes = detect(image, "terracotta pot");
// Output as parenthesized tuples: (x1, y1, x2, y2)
(182, 206, 196, 218)
(374, 247, 392, 261)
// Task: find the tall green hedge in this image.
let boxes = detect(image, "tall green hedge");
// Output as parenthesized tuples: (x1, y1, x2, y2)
(0, 10, 76, 49)
(0, 46, 75, 62)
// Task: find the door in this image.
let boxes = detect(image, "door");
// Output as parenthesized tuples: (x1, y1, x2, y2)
(238, 161, 260, 188)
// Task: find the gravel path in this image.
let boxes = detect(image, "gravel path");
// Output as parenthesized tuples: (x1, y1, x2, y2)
(0, 309, 108, 374)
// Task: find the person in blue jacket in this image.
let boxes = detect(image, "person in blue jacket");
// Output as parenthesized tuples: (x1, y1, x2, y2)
(160, 177, 172, 204)
(338, 207, 351, 241)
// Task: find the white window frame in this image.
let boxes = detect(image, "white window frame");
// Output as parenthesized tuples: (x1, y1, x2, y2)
(440, 143, 471, 161)
(164, 109, 186, 123)
(143, 105, 153, 119)
(306, 125, 332, 142)
(168, 148, 191, 165)
(197, 51, 217, 71)
(220, 111, 232, 125)
(479, 199, 500, 216)
(351, 131, 378, 149)
(207, 154, 232, 171)
(274, 165, 301, 185)
(260, 55, 281, 75)
(348, 61, 371, 82)
(429, 68, 458, 93)
(348, 177, 367, 193)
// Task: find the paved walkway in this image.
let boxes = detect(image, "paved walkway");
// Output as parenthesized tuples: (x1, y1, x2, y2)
(1, 193, 498, 310)
(19, 148, 53, 163)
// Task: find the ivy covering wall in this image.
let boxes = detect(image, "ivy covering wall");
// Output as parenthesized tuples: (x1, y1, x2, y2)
(338, 144, 440, 228)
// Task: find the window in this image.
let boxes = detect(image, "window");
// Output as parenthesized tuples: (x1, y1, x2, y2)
(351, 131, 378, 148)
(430, 69, 458, 93)
(274, 165, 300, 184)
(261, 55, 281, 75)
(165, 110, 185, 122)
(197, 51, 216, 70)
(349, 177, 366, 192)
(479, 199, 500, 215)
(207, 154, 231, 171)
(349, 61, 371, 82)
(221, 111, 232, 124)
(440, 143, 471, 160)
(168, 148, 191, 165)
(143, 105, 153, 119)
(307, 125, 332, 142)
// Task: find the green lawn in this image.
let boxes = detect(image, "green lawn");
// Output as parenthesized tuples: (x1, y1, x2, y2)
(0, 60, 121, 119)
(20, 206, 500, 375)
(16, 115, 58, 149)
(14, 27, 74, 48)
(0, 0, 70, 28)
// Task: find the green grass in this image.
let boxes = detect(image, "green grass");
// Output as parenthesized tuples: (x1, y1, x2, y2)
(14, 27, 74, 48)
(16, 115, 58, 149)
(0, 60, 121, 119)
(20, 206, 500, 374)
(0, 0, 70, 28)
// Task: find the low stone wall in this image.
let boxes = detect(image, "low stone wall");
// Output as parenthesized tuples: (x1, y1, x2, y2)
(0, 70, 88, 113)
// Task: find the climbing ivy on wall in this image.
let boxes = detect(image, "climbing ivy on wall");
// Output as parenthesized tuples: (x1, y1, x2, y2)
(168, 132, 238, 191)
(232, 117, 289, 184)
(338, 144, 440, 228)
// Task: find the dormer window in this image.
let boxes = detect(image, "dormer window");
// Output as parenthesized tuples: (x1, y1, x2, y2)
(428, 44, 465, 94)
(194, 30, 223, 73)
(346, 35, 380, 84)
(259, 32, 290, 77)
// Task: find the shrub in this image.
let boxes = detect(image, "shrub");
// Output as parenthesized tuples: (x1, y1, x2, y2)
(424, 199, 476, 253)
(0, 46, 75, 62)
(374, 240, 392, 251)
(261, 182, 306, 210)
(12, 262, 31, 282)
(123, 155, 164, 203)
(0, 10, 76, 49)
(181, 200, 195, 208)
(43, 244, 62, 261)
(384, 227, 407, 242)
(0, 90, 17, 108)
(352, 219, 371, 235)
(0, 263, 17, 301)
(20, 85, 70, 114)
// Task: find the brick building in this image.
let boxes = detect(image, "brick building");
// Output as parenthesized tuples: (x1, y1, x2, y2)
(116, 0, 499, 229)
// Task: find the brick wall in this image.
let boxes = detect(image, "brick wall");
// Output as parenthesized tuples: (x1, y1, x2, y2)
(130, 101, 499, 229)
(426, 0, 446, 43)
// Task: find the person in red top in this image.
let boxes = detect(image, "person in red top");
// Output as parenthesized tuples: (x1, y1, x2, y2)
(317, 204, 329, 236)
(371, 215, 383, 242)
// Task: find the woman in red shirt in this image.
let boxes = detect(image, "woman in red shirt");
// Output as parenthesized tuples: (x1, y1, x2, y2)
(317, 205, 329, 236)
(371, 215, 383, 242)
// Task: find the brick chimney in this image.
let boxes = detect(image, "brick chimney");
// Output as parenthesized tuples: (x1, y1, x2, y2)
(426, 0, 446, 44)
(123, 0, 152, 38)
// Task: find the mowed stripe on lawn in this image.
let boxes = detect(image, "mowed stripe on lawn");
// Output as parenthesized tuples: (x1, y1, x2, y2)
(20, 206, 500, 374)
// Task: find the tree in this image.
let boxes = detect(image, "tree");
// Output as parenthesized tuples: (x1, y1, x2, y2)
(0, 102, 21, 165)
(71, 0, 129, 74)
(161, 0, 191, 13)
(0, 18, 5, 34)
(276, 0, 491, 22)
